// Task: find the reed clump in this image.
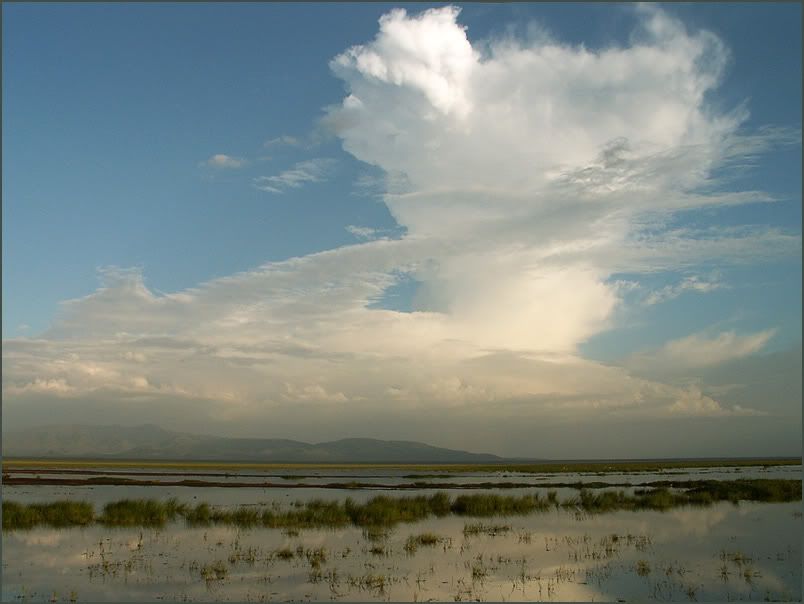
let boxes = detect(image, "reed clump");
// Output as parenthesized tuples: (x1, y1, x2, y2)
(463, 522, 512, 536)
(2, 500, 93, 530)
(274, 547, 295, 560)
(452, 493, 550, 516)
(200, 560, 228, 581)
(98, 498, 186, 527)
(261, 499, 351, 529)
(403, 532, 443, 553)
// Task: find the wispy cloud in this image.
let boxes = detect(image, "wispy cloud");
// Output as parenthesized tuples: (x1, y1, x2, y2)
(345, 225, 379, 240)
(253, 158, 336, 193)
(644, 274, 726, 306)
(199, 153, 248, 169)
(264, 135, 303, 148)
(661, 330, 776, 367)
(628, 329, 777, 372)
(352, 170, 412, 197)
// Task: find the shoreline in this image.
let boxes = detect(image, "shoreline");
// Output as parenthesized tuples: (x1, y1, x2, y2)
(3, 475, 802, 491)
(3, 457, 799, 474)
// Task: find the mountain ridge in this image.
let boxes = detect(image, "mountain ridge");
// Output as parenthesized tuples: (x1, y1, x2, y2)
(1, 424, 505, 463)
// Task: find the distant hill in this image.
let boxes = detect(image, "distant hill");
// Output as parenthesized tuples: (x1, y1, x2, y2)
(1, 424, 504, 463)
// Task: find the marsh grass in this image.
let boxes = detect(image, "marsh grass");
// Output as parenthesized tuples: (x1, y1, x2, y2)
(471, 559, 488, 581)
(200, 560, 228, 581)
(636, 560, 651, 577)
(463, 523, 512, 537)
(98, 498, 186, 527)
(680, 479, 801, 503)
(183, 502, 212, 526)
(452, 493, 551, 515)
(1, 500, 93, 530)
(362, 526, 391, 542)
(274, 547, 295, 561)
(348, 573, 388, 593)
(305, 547, 328, 569)
(4, 478, 800, 530)
(262, 499, 351, 529)
(404, 532, 443, 553)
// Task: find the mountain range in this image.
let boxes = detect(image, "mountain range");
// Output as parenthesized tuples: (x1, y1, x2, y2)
(1, 424, 505, 463)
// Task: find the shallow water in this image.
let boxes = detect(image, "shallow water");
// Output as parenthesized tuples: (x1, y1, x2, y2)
(2, 502, 801, 602)
(2, 466, 801, 602)
(5, 464, 800, 508)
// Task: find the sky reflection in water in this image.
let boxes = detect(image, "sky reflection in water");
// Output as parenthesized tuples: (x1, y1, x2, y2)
(2, 473, 801, 602)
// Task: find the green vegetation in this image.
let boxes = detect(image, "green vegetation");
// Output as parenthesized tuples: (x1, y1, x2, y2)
(463, 523, 512, 536)
(262, 498, 351, 528)
(653, 478, 802, 503)
(636, 560, 651, 577)
(452, 493, 551, 515)
(471, 561, 488, 581)
(403, 532, 443, 553)
(305, 547, 328, 568)
(362, 526, 391, 542)
(348, 573, 388, 593)
(560, 479, 801, 513)
(274, 547, 295, 560)
(200, 560, 228, 581)
(98, 498, 186, 527)
(3, 479, 800, 530)
(2, 500, 93, 530)
(183, 502, 212, 525)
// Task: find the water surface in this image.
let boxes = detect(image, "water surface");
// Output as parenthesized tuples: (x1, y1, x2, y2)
(3, 465, 801, 602)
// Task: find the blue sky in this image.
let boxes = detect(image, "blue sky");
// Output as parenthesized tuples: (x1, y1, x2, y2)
(2, 3, 801, 456)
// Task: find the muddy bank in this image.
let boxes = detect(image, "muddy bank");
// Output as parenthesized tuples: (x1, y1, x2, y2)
(2, 475, 623, 489)
(3, 474, 800, 496)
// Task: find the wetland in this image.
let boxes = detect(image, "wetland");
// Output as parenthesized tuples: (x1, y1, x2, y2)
(2, 459, 801, 601)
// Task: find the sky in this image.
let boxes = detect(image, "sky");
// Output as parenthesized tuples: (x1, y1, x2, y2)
(2, 3, 801, 458)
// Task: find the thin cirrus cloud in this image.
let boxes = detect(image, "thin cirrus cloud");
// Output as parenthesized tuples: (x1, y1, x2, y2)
(2, 6, 799, 455)
(345, 225, 380, 240)
(253, 158, 337, 193)
(264, 135, 303, 148)
(643, 275, 726, 306)
(628, 329, 778, 372)
(199, 153, 249, 169)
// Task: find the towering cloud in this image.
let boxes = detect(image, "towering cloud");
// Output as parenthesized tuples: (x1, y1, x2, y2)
(3, 6, 798, 456)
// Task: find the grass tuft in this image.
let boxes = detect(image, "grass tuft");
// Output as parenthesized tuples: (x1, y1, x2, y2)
(200, 560, 228, 581)
(463, 523, 512, 537)
(404, 532, 443, 553)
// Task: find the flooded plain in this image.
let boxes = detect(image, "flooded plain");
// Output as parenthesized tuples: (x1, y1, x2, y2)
(2, 464, 801, 602)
